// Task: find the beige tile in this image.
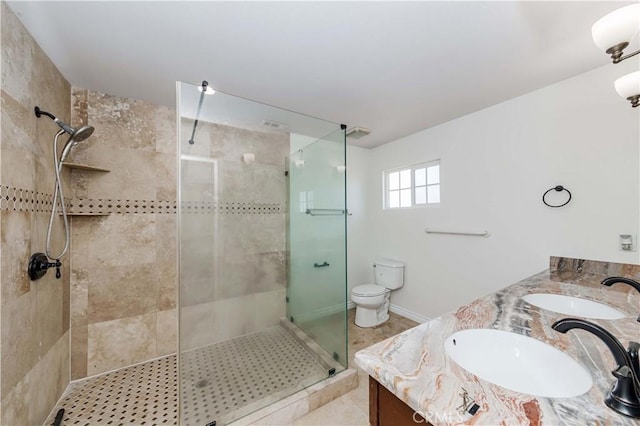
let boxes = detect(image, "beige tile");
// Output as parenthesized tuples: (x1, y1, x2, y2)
(70, 215, 104, 270)
(215, 251, 286, 300)
(84, 146, 158, 200)
(76, 214, 156, 268)
(0, 371, 30, 426)
(85, 89, 157, 152)
(27, 332, 70, 425)
(70, 267, 89, 325)
(1, 292, 36, 397)
(234, 392, 309, 426)
(254, 289, 287, 330)
(87, 313, 156, 376)
(33, 275, 66, 358)
(1, 211, 31, 301)
(1, 2, 35, 105)
(1, 4, 72, 421)
(219, 160, 286, 204)
(179, 117, 211, 158)
(71, 86, 89, 129)
(155, 214, 177, 310)
(180, 276, 216, 307)
(293, 393, 368, 426)
(157, 309, 177, 356)
(180, 294, 261, 349)
(179, 301, 215, 351)
(87, 263, 157, 323)
(70, 324, 88, 380)
(307, 369, 359, 412)
(155, 152, 177, 200)
(206, 122, 289, 168)
(0, 93, 36, 189)
(219, 214, 286, 257)
(153, 104, 177, 155)
(211, 294, 258, 341)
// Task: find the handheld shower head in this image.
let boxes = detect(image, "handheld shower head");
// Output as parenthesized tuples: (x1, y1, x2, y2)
(35, 106, 94, 161)
(60, 128, 94, 162)
(35, 106, 94, 139)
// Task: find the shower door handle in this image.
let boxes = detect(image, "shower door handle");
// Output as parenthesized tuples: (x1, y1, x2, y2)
(314, 261, 330, 268)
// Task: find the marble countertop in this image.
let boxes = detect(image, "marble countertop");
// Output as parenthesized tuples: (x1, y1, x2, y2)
(354, 270, 640, 425)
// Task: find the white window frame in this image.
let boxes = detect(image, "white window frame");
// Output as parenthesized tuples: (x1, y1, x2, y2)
(383, 160, 441, 209)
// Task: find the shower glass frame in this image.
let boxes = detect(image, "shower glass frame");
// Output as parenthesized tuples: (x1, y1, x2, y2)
(176, 81, 348, 425)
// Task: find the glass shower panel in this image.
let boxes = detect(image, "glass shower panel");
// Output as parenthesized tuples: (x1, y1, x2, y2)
(177, 81, 347, 425)
(287, 128, 347, 369)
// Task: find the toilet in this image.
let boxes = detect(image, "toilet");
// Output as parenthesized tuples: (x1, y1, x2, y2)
(351, 259, 405, 328)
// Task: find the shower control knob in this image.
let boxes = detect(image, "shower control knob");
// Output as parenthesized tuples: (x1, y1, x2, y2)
(27, 253, 62, 281)
(55, 261, 61, 279)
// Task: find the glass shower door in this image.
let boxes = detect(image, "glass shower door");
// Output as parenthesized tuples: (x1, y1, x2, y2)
(178, 80, 347, 425)
(287, 128, 348, 370)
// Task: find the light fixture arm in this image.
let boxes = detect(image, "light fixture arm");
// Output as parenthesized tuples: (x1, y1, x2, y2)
(607, 42, 640, 64)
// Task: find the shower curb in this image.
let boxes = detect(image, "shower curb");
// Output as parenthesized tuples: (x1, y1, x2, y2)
(229, 368, 359, 426)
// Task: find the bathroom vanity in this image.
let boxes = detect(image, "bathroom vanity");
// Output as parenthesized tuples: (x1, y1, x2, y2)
(355, 257, 640, 425)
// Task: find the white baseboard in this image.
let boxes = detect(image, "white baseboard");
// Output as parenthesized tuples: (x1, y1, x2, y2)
(389, 303, 431, 324)
(389, 304, 430, 323)
(347, 300, 429, 324)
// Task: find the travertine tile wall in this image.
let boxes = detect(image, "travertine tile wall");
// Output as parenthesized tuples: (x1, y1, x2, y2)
(180, 120, 288, 350)
(1, 3, 71, 424)
(68, 88, 178, 379)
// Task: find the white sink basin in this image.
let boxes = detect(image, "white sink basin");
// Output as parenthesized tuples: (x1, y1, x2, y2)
(444, 329, 592, 398)
(522, 293, 625, 320)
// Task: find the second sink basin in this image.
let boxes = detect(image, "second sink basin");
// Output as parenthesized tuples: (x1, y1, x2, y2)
(522, 293, 625, 320)
(444, 329, 592, 398)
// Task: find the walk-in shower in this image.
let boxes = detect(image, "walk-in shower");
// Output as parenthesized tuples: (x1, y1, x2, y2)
(28, 106, 95, 281)
(177, 81, 348, 424)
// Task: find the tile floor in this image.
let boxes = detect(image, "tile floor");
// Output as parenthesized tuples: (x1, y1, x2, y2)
(292, 310, 419, 426)
(44, 310, 418, 426)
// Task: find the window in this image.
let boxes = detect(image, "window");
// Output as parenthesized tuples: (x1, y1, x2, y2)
(384, 160, 440, 209)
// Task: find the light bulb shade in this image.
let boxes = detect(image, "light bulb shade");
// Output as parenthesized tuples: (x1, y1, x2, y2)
(592, 4, 640, 51)
(614, 71, 640, 98)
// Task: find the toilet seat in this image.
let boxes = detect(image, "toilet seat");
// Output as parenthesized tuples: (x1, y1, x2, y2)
(352, 284, 386, 297)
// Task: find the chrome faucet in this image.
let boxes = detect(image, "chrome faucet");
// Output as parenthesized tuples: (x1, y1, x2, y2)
(601, 277, 640, 322)
(552, 318, 640, 419)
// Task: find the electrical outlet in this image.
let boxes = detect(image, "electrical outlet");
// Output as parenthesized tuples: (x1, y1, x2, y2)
(619, 234, 635, 252)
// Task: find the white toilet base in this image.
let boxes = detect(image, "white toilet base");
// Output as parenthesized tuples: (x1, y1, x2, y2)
(353, 292, 391, 328)
(355, 306, 389, 328)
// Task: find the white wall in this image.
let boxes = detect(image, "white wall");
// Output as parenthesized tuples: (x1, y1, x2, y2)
(346, 145, 372, 294)
(290, 134, 372, 297)
(364, 62, 639, 319)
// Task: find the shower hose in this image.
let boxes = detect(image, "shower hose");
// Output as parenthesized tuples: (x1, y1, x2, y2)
(46, 129, 72, 261)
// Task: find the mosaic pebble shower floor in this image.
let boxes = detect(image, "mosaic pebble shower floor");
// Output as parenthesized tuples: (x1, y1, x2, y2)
(44, 326, 327, 426)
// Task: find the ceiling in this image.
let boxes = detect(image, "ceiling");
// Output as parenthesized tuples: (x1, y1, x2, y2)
(6, 1, 633, 148)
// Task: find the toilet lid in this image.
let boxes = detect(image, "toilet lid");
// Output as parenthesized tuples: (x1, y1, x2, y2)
(352, 284, 386, 297)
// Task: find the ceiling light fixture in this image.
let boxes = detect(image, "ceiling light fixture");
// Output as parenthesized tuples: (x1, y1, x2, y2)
(592, 4, 640, 108)
(614, 71, 640, 107)
(592, 4, 640, 64)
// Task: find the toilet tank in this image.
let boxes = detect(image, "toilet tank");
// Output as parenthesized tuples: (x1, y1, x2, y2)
(374, 259, 405, 290)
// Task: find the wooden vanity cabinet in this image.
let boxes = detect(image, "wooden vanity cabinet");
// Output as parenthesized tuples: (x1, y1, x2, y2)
(369, 377, 433, 426)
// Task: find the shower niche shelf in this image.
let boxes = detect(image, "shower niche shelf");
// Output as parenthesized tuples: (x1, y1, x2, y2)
(62, 162, 110, 172)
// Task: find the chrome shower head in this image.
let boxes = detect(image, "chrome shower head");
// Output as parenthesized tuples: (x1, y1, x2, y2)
(35, 106, 94, 141)
(35, 106, 94, 161)
(68, 125, 94, 142)
(60, 130, 94, 162)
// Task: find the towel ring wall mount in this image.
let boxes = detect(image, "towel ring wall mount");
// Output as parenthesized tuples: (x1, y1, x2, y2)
(543, 185, 572, 208)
